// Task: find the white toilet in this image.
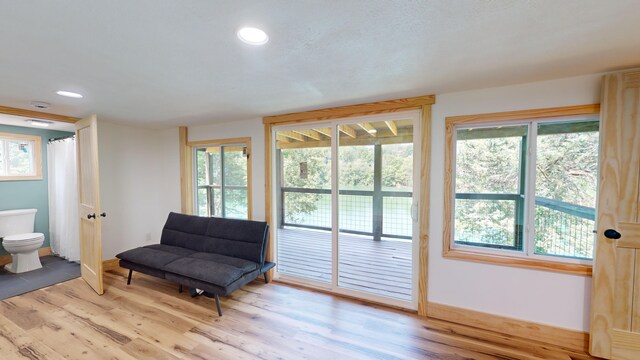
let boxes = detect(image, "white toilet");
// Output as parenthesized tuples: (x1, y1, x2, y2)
(0, 209, 45, 273)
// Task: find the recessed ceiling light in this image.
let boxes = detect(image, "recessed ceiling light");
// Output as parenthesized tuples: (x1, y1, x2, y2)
(27, 119, 52, 127)
(56, 90, 83, 98)
(237, 27, 269, 45)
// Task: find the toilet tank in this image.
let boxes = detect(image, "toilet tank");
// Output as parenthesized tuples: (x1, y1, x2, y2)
(0, 209, 37, 238)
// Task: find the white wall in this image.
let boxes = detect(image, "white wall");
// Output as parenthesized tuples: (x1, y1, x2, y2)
(428, 73, 602, 332)
(183, 73, 602, 332)
(188, 118, 266, 221)
(98, 121, 181, 259)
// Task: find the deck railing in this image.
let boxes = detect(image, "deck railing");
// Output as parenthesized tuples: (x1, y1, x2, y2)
(279, 187, 412, 240)
(279, 187, 596, 259)
(454, 192, 595, 259)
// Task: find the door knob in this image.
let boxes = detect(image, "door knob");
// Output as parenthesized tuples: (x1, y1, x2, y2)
(100, 212, 106, 218)
(604, 229, 621, 239)
(87, 213, 96, 219)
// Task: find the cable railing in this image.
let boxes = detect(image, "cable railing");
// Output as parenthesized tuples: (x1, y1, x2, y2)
(453, 192, 595, 259)
(279, 187, 412, 240)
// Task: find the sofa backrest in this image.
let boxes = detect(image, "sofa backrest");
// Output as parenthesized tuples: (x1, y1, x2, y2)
(160, 212, 269, 264)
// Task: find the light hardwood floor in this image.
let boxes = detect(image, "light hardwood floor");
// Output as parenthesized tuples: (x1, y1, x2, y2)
(0, 269, 594, 359)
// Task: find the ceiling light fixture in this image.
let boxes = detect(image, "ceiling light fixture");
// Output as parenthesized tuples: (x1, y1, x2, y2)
(237, 27, 269, 45)
(27, 119, 52, 127)
(56, 90, 83, 98)
(367, 129, 377, 134)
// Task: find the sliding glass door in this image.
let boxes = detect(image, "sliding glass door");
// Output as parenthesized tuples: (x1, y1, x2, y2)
(272, 111, 420, 308)
(337, 119, 415, 300)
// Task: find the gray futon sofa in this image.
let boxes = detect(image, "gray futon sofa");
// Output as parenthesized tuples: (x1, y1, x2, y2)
(116, 212, 275, 315)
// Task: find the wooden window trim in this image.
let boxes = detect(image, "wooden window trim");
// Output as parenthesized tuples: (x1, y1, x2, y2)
(183, 135, 253, 220)
(0, 105, 79, 124)
(443, 104, 600, 277)
(263, 95, 434, 315)
(0, 132, 43, 181)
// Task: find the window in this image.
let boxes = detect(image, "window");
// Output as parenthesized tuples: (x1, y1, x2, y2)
(192, 138, 251, 219)
(0, 132, 42, 181)
(444, 106, 600, 274)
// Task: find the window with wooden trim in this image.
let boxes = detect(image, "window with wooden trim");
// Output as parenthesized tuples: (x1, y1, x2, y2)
(444, 106, 600, 273)
(0, 132, 42, 181)
(191, 139, 251, 220)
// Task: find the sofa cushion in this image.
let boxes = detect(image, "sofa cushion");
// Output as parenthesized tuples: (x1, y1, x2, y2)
(159, 212, 269, 264)
(163, 257, 245, 287)
(144, 244, 197, 257)
(116, 245, 195, 269)
(189, 252, 258, 273)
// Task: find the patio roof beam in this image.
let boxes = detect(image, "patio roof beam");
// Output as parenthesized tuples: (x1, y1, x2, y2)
(358, 123, 378, 137)
(385, 120, 398, 136)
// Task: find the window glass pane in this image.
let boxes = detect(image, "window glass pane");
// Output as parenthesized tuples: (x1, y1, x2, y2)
(282, 147, 331, 189)
(195, 148, 209, 216)
(338, 145, 373, 191)
(7, 140, 34, 175)
(534, 120, 598, 259)
(223, 147, 248, 219)
(454, 125, 526, 249)
(455, 126, 525, 193)
(455, 198, 517, 247)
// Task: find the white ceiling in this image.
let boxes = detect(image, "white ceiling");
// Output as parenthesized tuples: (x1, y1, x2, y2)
(0, 1, 639, 128)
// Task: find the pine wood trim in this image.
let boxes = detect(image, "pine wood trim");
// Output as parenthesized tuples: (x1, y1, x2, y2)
(445, 104, 600, 125)
(443, 104, 600, 276)
(264, 123, 274, 282)
(186, 136, 252, 147)
(427, 302, 589, 354)
(179, 127, 193, 214)
(185, 137, 253, 220)
(0, 247, 51, 266)
(0, 132, 43, 181)
(0, 105, 79, 124)
(418, 105, 431, 316)
(102, 258, 121, 272)
(263, 95, 435, 125)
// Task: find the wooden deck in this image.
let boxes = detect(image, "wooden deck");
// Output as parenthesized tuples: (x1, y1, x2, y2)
(277, 227, 412, 300)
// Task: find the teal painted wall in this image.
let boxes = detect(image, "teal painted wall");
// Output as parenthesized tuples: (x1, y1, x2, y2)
(0, 124, 74, 256)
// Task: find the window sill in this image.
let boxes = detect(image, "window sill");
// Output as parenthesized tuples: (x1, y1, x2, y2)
(443, 247, 592, 276)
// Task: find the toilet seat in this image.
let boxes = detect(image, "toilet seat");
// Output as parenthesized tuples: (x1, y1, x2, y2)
(3, 232, 44, 243)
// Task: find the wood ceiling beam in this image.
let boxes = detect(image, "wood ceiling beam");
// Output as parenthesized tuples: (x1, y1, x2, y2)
(314, 128, 332, 137)
(338, 125, 356, 138)
(279, 131, 305, 142)
(276, 134, 291, 143)
(292, 129, 322, 140)
(357, 123, 377, 137)
(385, 120, 398, 136)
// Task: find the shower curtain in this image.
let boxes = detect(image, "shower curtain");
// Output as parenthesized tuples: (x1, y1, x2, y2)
(47, 137, 80, 262)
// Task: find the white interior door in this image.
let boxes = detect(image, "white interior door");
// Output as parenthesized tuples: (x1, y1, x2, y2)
(75, 114, 104, 295)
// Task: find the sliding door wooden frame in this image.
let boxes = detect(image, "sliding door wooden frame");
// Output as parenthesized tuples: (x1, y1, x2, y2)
(263, 95, 434, 315)
(186, 136, 253, 220)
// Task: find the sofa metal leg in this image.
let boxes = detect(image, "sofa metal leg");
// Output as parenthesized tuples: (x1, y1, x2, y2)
(127, 269, 132, 285)
(179, 284, 183, 293)
(264, 272, 269, 284)
(214, 294, 222, 316)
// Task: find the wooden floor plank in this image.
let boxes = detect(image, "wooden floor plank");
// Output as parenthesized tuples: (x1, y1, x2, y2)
(0, 270, 594, 360)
